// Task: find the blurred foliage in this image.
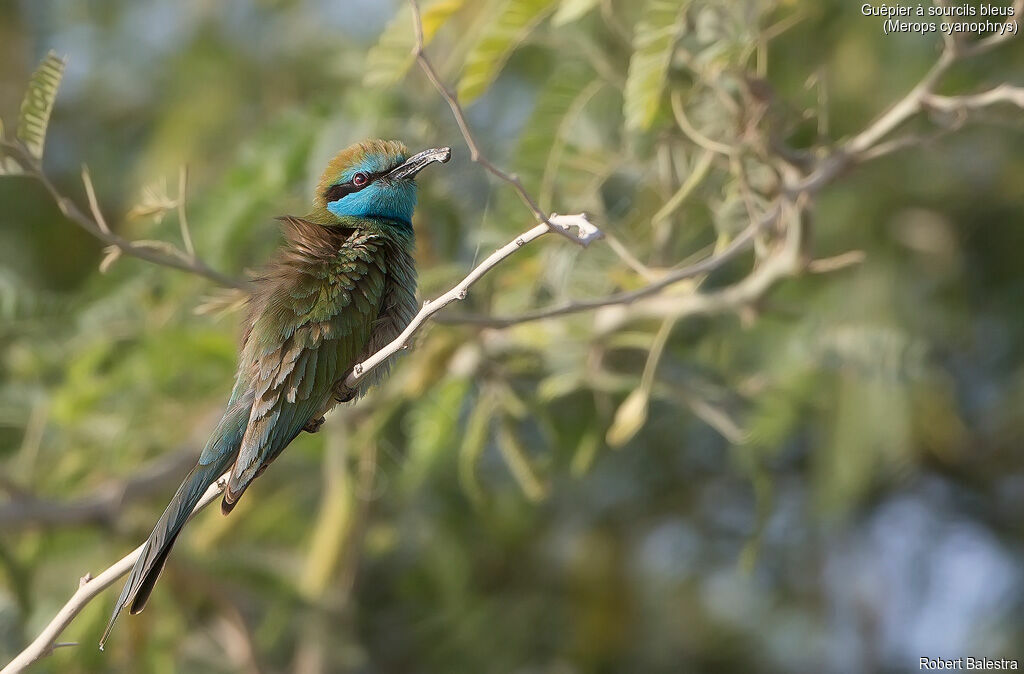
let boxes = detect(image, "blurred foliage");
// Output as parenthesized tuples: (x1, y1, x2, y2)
(1, 0, 1024, 672)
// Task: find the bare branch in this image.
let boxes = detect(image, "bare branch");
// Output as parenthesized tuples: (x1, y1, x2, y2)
(844, 27, 1020, 157)
(1, 141, 247, 289)
(439, 205, 780, 327)
(0, 473, 230, 674)
(345, 214, 601, 386)
(923, 85, 1024, 113)
(604, 234, 659, 280)
(670, 91, 736, 157)
(807, 250, 866, 274)
(407, 0, 585, 245)
(0, 451, 196, 531)
(842, 49, 957, 156)
(442, 21, 1022, 329)
(80, 166, 110, 235)
(177, 165, 196, 258)
(613, 197, 807, 326)
(957, 1, 1022, 57)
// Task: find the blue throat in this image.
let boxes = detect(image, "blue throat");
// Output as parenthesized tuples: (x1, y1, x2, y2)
(326, 181, 417, 225)
(326, 153, 419, 226)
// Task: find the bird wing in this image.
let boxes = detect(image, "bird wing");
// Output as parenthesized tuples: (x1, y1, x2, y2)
(223, 231, 388, 509)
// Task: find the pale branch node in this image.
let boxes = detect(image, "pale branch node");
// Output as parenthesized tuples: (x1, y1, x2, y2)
(0, 215, 600, 673)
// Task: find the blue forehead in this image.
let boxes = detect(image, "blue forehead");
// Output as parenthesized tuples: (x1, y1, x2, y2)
(338, 152, 407, 182)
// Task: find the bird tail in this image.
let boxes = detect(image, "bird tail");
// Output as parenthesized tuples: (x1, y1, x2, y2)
(99, 451, 235, 649)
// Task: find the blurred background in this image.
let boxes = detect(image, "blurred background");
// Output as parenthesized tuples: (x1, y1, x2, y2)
(1, 0, 1023, 672)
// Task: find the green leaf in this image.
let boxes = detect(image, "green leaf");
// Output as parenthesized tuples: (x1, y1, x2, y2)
(624, 0, 688, 131)
(403, 377, 471, 489)
(457, 0, 559, 103)
(364, 0, 466, 88)
(0, 156, 24, 176)
(497, 417, 547, 501)
(570, 426, 601, 476)
(514, 62, 601, 194)
(17, 50, 66, 160)
(458, 391, 496, 505)
(606, 387, 649, 447)
(552, 0, 600, 25)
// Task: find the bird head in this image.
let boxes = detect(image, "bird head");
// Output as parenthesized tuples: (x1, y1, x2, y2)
(313, 139, 450, 227)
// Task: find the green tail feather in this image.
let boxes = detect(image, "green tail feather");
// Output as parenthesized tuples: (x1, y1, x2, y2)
(99, 455, 232, 648)
(100, 401, 250, 649)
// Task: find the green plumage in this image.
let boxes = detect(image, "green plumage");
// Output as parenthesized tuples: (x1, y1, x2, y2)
(101, 139, 448, 647)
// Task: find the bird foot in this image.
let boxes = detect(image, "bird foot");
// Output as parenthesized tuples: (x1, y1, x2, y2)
(303, 416, 325, 434)
(333, 381, 357, 403)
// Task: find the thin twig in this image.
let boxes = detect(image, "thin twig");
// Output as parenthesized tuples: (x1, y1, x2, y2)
(670, 91, 736, 157)
(177, 165, 196, 258)
(0, 451, 197, 530)
(407, 0, 582, 245)
(605, 234, 658, 280)
(80, 166, 110, 234)
(652, 148, 716, 225)
(923, 85, 1024, 113)
(957, 1, 1022, 58)
(807, 250, 866, 274)
(345, 214, 600, 387)
(439, 204, 780, 327)
(842, 27, 1021, 157)
(0, 473, 231, 674)
(442, 42, 1019, 329)
(1, 141, 247, 289)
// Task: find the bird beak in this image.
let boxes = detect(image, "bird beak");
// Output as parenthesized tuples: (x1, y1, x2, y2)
(387, 147, 451, 181)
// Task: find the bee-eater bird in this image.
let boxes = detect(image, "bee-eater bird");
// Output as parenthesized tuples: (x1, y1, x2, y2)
(100, 139, 450, 647)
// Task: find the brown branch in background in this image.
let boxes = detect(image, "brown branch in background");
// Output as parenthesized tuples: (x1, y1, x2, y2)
(923, 85, 1024, 114)
(442, 23, 1023, 328)
(0, 451, 197, 531)
(957, 0, 1022, 57)
(0, 140, 247, 289)
(436, 209, 777, 328)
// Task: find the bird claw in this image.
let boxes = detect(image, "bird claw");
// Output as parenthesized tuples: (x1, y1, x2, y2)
(303, 416, 325, 434)
(333, 381, 357, 403)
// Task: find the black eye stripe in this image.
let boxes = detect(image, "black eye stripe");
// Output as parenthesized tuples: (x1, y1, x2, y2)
(325, 182, 357, 203)
(324, 169, 388, 203)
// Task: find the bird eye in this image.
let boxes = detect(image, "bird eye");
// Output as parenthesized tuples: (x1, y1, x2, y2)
(352, 172, 369, 186)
